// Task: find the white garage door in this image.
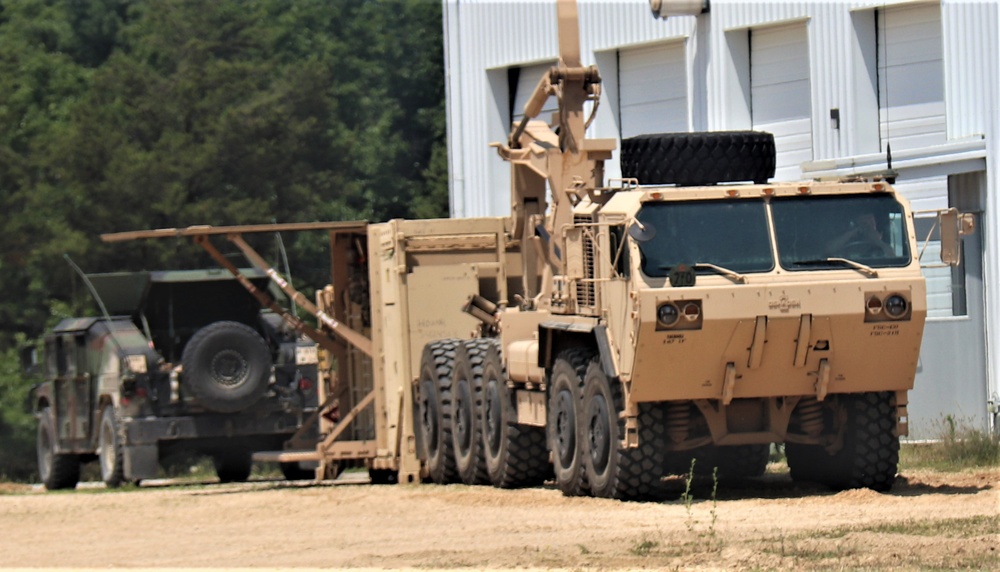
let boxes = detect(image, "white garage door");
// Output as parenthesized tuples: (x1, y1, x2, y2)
(878, 3, 945, 152)
(512, 61, 559, 127)
(618, 41, 688, 138)
(751, 23, 812, 181)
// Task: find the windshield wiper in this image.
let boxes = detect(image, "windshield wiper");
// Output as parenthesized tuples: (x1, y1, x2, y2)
(661, 263, 749, 284)
(793, 258, 879, 278)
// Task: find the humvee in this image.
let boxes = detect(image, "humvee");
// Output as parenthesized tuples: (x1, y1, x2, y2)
(27, 269, 318, 489)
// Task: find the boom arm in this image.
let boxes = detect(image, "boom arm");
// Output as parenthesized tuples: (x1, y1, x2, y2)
(497, 0, 615, 310)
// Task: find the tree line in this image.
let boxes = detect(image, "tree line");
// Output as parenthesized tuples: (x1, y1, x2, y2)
(0, 0, 449, 480)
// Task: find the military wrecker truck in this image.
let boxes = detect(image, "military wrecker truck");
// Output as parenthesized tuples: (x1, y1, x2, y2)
(27, 267, 319, 489)
(100, 0, 971, 499)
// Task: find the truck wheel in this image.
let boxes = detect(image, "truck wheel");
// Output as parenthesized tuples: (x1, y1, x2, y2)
(786, 392, 899, 491)
(37, 407, 80, 490)
(480, 340, 548, 488)
(713, 444, 770, 478)
(97, 405, 125, 488)
(415, 339, 460, 484)
(451, 340, 491, 485)
(214, 448, 253, 483)
(582, 363, 667, 500)
(620, 131, 776, 186)
(181, 321, 272, 413)
(548, 348, 592, 496)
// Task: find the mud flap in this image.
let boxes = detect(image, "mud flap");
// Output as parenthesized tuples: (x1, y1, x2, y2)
(124, 444, 159, 481)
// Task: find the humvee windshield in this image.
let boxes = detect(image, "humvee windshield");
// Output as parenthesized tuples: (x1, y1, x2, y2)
(634, 199, 774, 277)
(771, 194, 911, 270)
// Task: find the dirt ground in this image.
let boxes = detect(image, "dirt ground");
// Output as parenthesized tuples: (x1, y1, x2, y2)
(0, 466, 997, 571)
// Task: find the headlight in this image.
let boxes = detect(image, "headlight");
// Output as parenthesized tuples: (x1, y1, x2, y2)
(884, 294, 908, 319)
(681, 302, 701, 322)
(657, 303, 680, 327)
(866, 296, 883, 316)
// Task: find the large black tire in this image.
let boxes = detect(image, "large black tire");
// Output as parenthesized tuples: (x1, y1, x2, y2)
(581, 362, 668, 500)
(181, 321, 272, 413)
(786, 392, 899, 492)
(97, 405, 125, 488)
(480, 341, 548, 488)
(676, 444, 770, 479)
(451, 340, 491, 485)
(714, 444, 770, 478)
(415, 339, 460, 484)
(214, 448, 253, 483)
(548, 348, 593, 497)
(621, 131, 776, 186)
(37, 407, 80, 491)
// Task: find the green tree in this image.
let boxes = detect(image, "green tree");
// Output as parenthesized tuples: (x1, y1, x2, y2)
(0, 0, 449, 481)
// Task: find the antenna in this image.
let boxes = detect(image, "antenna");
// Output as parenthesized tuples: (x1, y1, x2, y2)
(64, 254, 112, 322)
(63, 254, 128, 355)
(880, 2, 892, 173)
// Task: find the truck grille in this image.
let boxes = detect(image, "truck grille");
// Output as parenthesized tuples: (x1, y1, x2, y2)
(575, 215, 596, 308)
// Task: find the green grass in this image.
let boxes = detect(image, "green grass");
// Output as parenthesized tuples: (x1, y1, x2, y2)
(764, 514, 999, 569)
(629, 536, 660, 556)
(900, 416, 1000, 471)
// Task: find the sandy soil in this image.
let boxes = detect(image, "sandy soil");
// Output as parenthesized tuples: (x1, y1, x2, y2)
(0, 467, 997, 571)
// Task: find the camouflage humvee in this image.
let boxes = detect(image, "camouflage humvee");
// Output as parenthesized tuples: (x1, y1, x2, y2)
(27, 269, 318, 489)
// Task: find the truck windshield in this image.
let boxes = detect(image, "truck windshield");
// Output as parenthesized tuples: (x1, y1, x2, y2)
(634, 199, 774, 277)
(771, 194, 911, 270)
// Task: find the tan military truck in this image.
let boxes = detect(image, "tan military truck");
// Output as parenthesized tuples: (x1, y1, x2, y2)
(102, 0, 970, 500)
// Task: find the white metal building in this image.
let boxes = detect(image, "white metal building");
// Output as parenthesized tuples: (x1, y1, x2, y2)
(442, 0, 999, 438)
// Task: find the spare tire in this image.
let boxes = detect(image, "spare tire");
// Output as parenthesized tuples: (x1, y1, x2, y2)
(181, 321, 272, 413)
(621, 131, 776, 186)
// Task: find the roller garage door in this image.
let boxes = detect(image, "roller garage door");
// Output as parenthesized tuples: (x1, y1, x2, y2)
(877, 3, 945, 152)
(751, 23, 812, 181)
(618, 41, 688, 138)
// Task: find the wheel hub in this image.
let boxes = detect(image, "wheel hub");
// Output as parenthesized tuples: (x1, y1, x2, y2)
(210, 350, 249, 387)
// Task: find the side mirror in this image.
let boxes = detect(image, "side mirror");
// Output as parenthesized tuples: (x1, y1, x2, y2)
(939, 208, 976, 266)
(628, 220, 657, 243)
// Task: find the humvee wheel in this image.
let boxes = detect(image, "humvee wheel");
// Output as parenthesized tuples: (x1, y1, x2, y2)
(415, 339, 460, 484)
(480, 341, 548, 488)
(582, 363, 667, 500)
(97, 405, 125, 488)
(786, 392, 899, 492)
(37, 407, 80, 491)
(548, 348, 592, 496)
(213, 448, 253, 483)
(182, 321, 272, 413)
(451, 340, 490, 485)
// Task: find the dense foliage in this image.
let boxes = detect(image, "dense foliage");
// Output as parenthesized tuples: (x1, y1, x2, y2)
(0, 0, 448, 480)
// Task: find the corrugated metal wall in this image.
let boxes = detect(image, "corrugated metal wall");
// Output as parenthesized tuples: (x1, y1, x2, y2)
(443, 0, 1000, 432)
